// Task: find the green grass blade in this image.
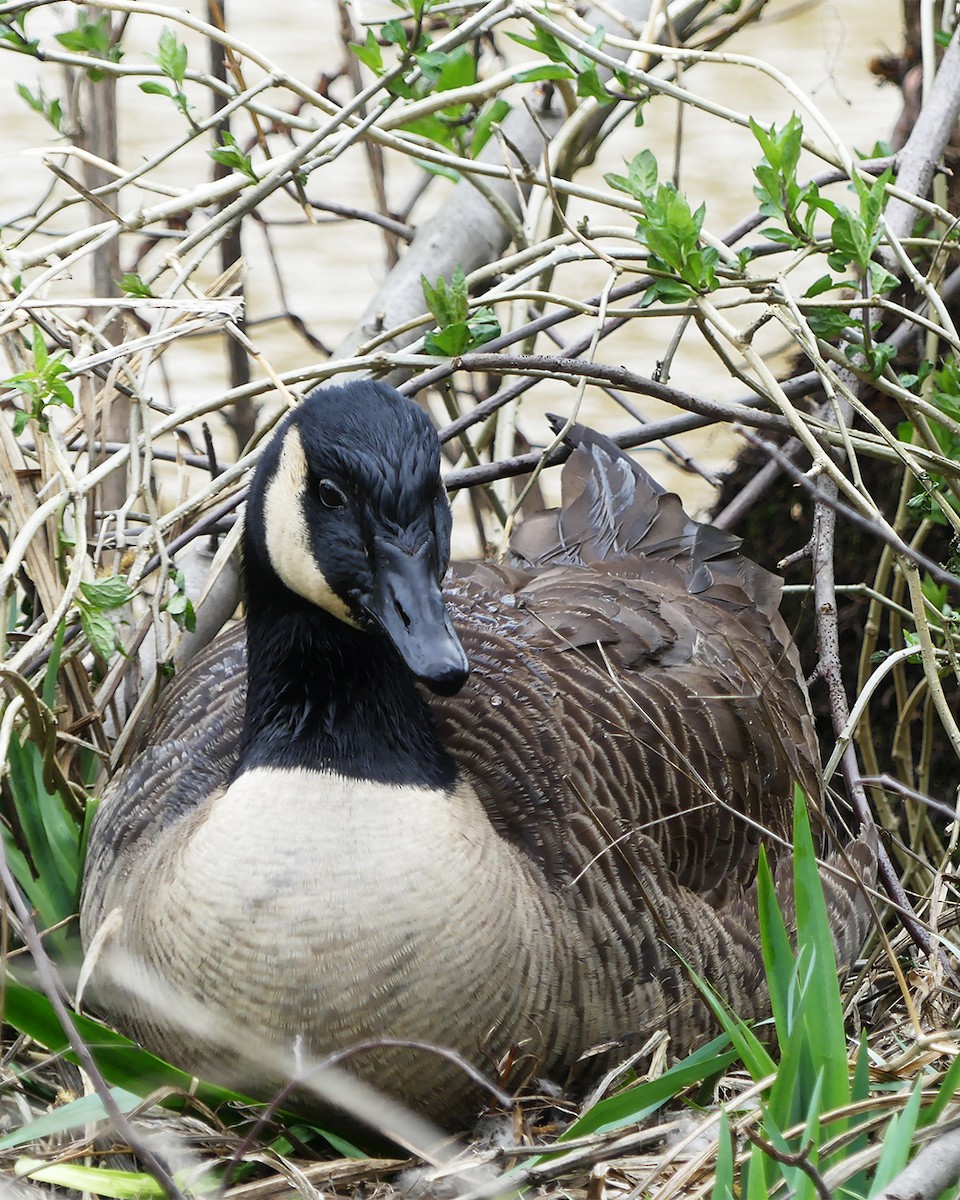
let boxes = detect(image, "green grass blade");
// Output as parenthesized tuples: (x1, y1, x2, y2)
(745, 1136, 772, 1200)
(868, 1079, 923, 1196)
(790, 1070, 825, 1200)
(919, 1051, 960, 1128)
(5, 735, 77, 928)
(0, 1086, 143, 1151)
(757, 845, 794, 1046)
(555, 1034, 738, 1142)
(5, 976, 385, 1156)
(3, 974, 246, 1110)
(711, 1109, 735, 1200)
(1, 828, 52, 921)
(294, 1125, 368, 1159)
(79, 793, 101, 867)
(843, 1033, 871, 1199)
(15, 1158, 218, 1197)
(851, 1032, 870, 1106)
(686, 963, 777, 1084)
(764, 983, 813, 1131)
(31, 748, 81, 898)
(793, 790, 849, 1115)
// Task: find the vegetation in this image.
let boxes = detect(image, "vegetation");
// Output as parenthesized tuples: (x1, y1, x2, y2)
(1, 0, 959, 1196)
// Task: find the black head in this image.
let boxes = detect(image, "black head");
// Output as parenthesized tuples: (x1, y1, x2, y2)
(245, 381, 469, 696)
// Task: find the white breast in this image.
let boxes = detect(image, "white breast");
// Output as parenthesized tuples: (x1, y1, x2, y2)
(89, 767, 585, 1113)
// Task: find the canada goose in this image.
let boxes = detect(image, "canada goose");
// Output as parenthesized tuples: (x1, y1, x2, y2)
(80, 380, 873, 1127)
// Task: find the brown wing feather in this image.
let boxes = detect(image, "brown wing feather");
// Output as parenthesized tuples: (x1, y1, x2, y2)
(82, 627, 246, 932)
(431, 421, 821, 905)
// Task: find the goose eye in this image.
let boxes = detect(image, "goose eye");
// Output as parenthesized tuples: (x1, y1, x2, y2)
(318, 480, 347, 509)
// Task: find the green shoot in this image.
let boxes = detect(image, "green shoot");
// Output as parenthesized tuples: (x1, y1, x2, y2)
(5, 327, 74, 435)
(163, 568, 196, 633)
(77, 575, 134, 662)
(54, 13, 122, 80)
(605, 150, 719, 305)
(139, 27, 192, 123)
(208, 130, 257, 182)
(15, 82, 62, 131)
(421, 266, 500, 356)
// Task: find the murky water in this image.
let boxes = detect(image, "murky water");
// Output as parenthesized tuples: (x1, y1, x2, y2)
(0, 0, 902, 515)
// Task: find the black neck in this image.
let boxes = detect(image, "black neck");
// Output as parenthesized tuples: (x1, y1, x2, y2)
(236, 562, 456, 788)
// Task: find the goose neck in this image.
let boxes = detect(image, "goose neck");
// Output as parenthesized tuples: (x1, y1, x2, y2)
(238, 592, 454, 788)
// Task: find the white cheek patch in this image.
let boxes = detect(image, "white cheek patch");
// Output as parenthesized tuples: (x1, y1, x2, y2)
(262, 425, 360, 628)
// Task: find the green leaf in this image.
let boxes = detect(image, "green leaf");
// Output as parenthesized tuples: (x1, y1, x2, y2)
(42, 620, 66, 709)
(15, 83, 63, 131)
(749, 113, 829, 253)
(15, 1158, 218, 1197)
(577, 65, 611, 104)
(863, 341, 897, 378)
(463, 308, 500, 349)
(427, 45, 475, 92)
(381, 19, 408, 50)
(763, 978, 814, 1131)
(163, 572, 197, 633)
(118, 272, 156, 298)
(605, 149, 658, 200)
(80, 576, 133, 610)
(842, 1034, 872, 1198)
(422, 266, 467, 327)
(350, 29, 383, 73)
(424, 323, 471, 356)
(421, 267, 499, 355)
(2, 735, 79, 935)
(0, 17, 40, 54)
(804, 273, 841, 298)
(156, 26, 187, 85)
(869, 261, 900, 295)
(209, 131, 257, 181)
(506, 27, 574, 67)
(756, 846, 794, 1046)
(49, 379, 74, 406)
(831, 207, 870, 270)
(471, 98, 509, 157)
(744, 1139, 770, 1200)
(413, 158, 459, 182)
(139, 80, 172, 97)
(401, 112, 457, 149)
(762, 227, 804, 247)
(31, 325, 47, 370)
(807, 307, 855, 340)
(920, 1050, 960, 1128)
(512, 63, 575, 84)
(1, 978, 357, 1157)
(687, 960, 777, 1084)
(54, 12, 121, 73)
(640, 277, 695, 307)
(80, 607, 117, 660)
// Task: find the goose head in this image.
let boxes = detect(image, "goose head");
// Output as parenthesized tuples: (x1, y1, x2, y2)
(244, 381, 469, 697)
